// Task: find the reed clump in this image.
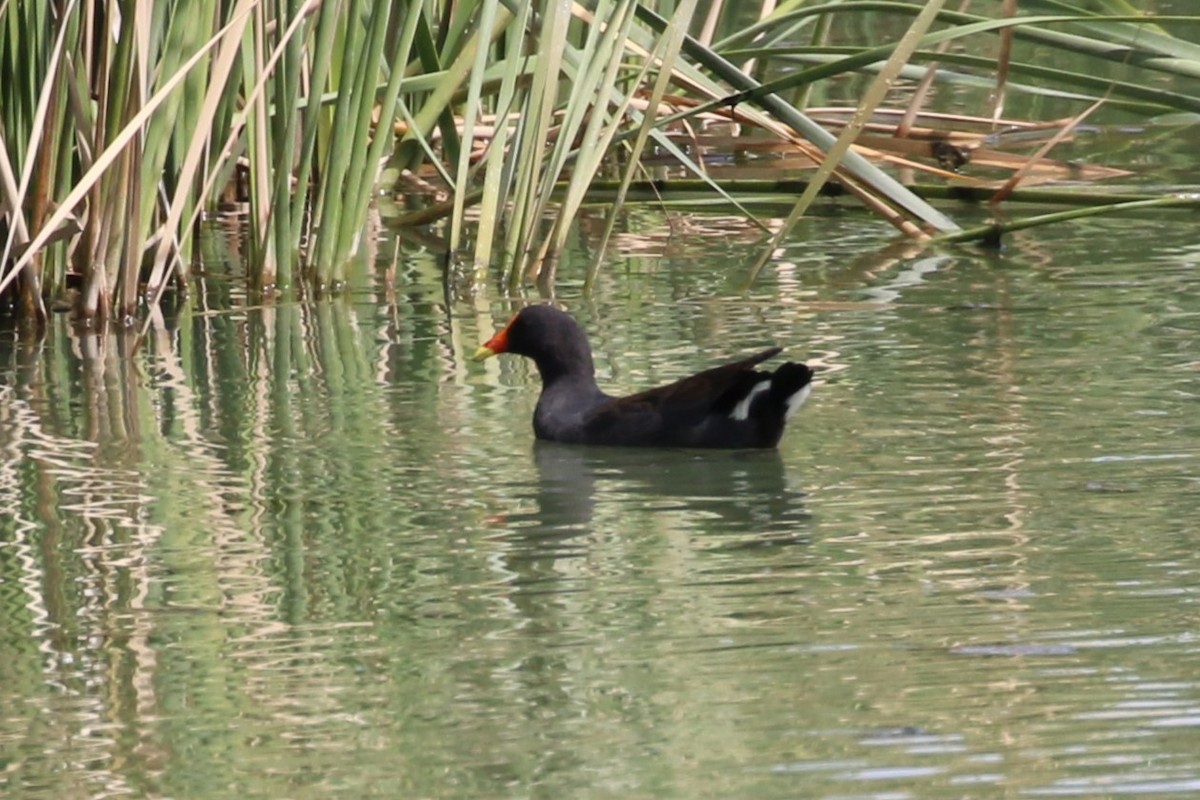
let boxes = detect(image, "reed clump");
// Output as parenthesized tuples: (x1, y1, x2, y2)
(2, 2, 1196, 325)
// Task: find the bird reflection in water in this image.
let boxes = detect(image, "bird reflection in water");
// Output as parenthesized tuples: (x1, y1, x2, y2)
(508, 442, 812, 549)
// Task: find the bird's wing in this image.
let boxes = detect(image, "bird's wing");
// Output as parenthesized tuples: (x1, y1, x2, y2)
(581, 348, 782, 441)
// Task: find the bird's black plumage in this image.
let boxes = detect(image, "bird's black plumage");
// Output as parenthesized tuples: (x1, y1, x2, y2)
(475, 305, 813, 449)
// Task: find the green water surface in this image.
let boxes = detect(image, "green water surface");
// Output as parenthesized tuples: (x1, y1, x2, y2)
(2, 195, 1200, 798)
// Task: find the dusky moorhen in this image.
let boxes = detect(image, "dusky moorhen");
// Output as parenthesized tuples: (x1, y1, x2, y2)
(474, 305, 813, 449)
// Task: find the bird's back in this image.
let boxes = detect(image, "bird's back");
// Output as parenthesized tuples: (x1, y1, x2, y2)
(571, 350, 812, 449)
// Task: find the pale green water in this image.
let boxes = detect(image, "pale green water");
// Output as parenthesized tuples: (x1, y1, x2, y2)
(2, 203, 1200, 798)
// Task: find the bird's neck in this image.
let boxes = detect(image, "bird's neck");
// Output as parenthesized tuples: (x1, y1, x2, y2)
(537, 353, 598, 391)
(534, 335, 598, 391)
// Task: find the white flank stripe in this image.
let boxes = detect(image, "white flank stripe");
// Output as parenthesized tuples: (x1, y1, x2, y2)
(730, 381, 770, 420)
(784, 384, 812, 420)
